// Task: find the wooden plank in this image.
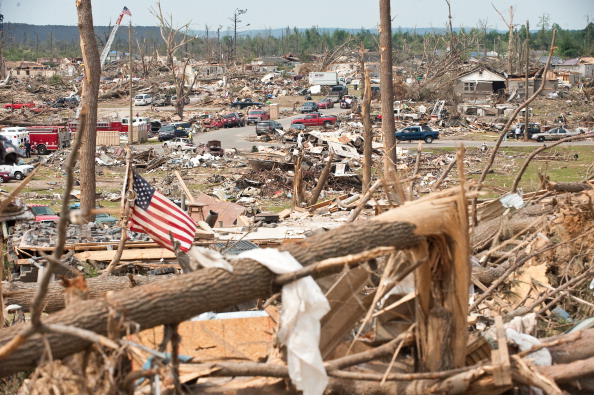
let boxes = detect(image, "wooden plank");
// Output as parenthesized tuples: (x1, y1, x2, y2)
(175, 170, 195, 203)
(492, 315, 512, 386)
(74, 248, 176, 262)
(304, 194, 349, 211)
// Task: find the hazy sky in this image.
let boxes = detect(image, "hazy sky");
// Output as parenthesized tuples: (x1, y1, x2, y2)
(4, 0, 593, 31)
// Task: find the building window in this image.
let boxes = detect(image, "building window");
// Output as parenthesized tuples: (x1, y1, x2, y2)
(463, 82, 476, 91)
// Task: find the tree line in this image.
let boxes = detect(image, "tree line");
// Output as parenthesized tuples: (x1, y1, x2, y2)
(2, 20, 593, 64)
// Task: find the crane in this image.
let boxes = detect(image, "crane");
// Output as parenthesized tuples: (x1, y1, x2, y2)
(99, 6, 132, 68)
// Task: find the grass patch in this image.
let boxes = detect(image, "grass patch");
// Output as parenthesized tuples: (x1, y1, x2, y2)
(429, 145, 593, 197)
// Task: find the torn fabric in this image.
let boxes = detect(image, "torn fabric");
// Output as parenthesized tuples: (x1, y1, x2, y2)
(237, 248, 330, 395)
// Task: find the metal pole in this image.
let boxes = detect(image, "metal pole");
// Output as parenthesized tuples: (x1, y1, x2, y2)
(129, 21, 133, 144)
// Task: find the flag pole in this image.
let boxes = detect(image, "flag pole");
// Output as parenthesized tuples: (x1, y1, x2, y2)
(102, 145, 134, 274)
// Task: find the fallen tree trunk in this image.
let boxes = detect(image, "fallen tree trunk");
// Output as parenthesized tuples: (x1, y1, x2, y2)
(0, 220, 422, 377)
(471, 203, 549, 251)
(3, 275, 170, 313)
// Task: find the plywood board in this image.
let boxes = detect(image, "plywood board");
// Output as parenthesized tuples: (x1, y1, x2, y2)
(134, 313, 276, 363)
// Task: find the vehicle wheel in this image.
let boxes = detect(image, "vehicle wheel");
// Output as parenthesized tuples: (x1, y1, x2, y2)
(424, 136, 433, 143)
(176, 146, 181, 151)
(537, 136, 545, 142)
(163, 143, 168, 149)
(323, 121, 331, 127)
(0, 177, 4, 183)
(14, 171, 24, 180)
(37, 144, 48, 155)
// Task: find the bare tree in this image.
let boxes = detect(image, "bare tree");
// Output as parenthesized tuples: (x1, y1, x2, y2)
(151, 1, 199, 119)
(492, 4, 515, 75)
(76, 0, 101, 221)
(379, 0, 397, 174)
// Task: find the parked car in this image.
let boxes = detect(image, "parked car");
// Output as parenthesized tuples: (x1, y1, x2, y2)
(4, 101, 36, 110)
(395, 125, 439, 143)
(28, 204, 59, 223)
(152, 95, 172, 107)
(134, 94, 153, 106)
(255, 120, 284, 136)
(300, 101, 319, 113)
(0, 163, 35, 180)
(291, 113, 337, 128)
(222, 112, 245, 128)
(0, 171, 11, 183)
(171, 95, 191, 105)
(158, 124, 186, 141)
(162, 137, 197, 152)
(507, 123, 541, 138)
(530, 128, 583, 142)
(230, 99, 264, 109)
(246, 109, 270, 125)
(150, 120, 162, 133)
(317, 98, 334, 109)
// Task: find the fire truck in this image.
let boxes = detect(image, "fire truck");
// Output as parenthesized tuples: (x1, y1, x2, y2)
(68, 118, 149, 140)
(26, 126, 71, 155)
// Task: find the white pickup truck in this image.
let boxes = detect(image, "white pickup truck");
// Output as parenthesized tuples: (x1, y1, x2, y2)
(0, 163, 34, 180)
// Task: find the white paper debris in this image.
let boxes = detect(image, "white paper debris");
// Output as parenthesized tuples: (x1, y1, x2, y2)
(237, 248, 330, 395)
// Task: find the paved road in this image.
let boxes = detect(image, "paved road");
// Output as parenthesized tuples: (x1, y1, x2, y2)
(192, 107, 347, 150)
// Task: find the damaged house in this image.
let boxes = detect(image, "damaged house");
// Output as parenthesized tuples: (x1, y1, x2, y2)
(507, 68, 559, 100)
(455, 67, 506, 101)
(552, 56, 594, 80)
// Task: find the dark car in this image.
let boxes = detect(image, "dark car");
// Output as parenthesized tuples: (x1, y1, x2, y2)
(507, 123, 541, 138)
(300, 101, 319, 113)
(230, 99, 264, 109)
(256, 120, 284, 136)
(158, 125, 176, 141)
(150, 120, 162, 133)
(222, 112, 245, 128)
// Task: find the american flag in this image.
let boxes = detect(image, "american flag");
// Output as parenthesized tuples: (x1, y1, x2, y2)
(128, 173, 196, 252)
(122, 6, 132, 17)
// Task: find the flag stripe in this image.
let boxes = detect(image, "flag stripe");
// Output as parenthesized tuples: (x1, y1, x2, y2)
(130, 207, 195, 246)
(151, 194, 196, 229)
(127, 172, 196, 252)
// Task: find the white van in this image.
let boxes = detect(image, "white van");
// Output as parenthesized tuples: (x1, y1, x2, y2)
(134, 94, 152, 106)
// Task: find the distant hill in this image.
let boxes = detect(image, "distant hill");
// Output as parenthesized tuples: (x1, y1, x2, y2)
(2, 23, 163, 45)
(2, 23, 505, 45)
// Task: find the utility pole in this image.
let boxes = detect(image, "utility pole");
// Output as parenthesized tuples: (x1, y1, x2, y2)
(129, 21, 133, 144)
(379, 0, 397, 175)
(230, 9, 247, 63)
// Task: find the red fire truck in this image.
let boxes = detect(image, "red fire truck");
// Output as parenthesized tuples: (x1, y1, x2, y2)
(68, 118, 149, 140)
(26, 126, 71, 155)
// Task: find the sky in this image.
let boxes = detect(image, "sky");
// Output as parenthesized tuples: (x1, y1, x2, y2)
(3, 0, 593, 32)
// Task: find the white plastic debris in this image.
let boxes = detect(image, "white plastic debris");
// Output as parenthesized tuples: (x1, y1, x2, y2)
(237, 248, 330, 395)
(500, 193, 525, 210)
(505, 328, 552, 366)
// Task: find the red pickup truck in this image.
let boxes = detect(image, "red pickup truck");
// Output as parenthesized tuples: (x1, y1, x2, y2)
(4, 101, 36, 110)
(291, 112, 337, 128)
